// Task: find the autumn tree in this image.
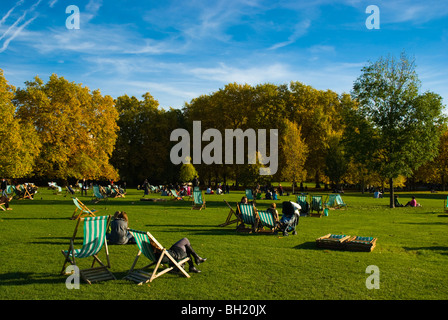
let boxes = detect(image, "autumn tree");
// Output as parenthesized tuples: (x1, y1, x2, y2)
(280, 119, 308, 193)
(288, 82, 344, 187)
(414, 128, 448, 190)
(14, 74, 119, 181)
(0, 69, 40, 178)
(349, 52, 445, 207)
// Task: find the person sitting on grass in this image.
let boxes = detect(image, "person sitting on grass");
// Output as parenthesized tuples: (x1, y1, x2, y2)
(394, 195, 404, 207)
(405, 196, 422, 207)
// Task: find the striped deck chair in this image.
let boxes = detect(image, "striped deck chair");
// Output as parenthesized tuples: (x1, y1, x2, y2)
(191, 190, 206, 210)
(6, 185, 15, 196)
(245, 189, 254, 200)
(170, 189, 183, 200)
(236, 203, 258, 233)
(296, 194, 309, 215)
(60, 215, 115, 284)
(71, 197, 98, 220)
(124, 230, 190, 285)
(309, 195, 323, 217)
(256, 209, 277, 233)
(334, 194, 347, 209)
(219, 200, 239, 227)
(92, 185, 107, 203)
(324, 194, 347, 210)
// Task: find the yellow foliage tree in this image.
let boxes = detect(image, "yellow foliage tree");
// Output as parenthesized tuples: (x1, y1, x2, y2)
(0, 69, 40, 178)
(14, 74, 119, 181)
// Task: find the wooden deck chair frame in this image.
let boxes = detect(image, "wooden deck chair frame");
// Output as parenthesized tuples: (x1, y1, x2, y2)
(23, 184, 35, 199)
(71, 197, 98, 220)
(236, 203, 259, 233)
(60, 215, 115, 284)
(309, 195, 324, 217)
(219, 200, 239, 227)
(255, 209, 277, 233)
(191, 190, 206, 210)
(124, 230, 190, 285)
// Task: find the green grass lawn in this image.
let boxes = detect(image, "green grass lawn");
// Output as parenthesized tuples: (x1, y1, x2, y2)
(0, 187, 447, 300)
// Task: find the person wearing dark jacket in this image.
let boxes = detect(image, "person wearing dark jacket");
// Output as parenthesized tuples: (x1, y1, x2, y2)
(107, 211, 135, 245)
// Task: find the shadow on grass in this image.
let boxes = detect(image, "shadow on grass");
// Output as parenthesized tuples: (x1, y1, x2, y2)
(293, 241, 318, 250)
(1, 216, 71, 221)
(403, 246, 448, 255)
(0, 272, 62, 286)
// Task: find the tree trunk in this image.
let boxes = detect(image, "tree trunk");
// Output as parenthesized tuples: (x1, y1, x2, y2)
(389, 177, 395, 208)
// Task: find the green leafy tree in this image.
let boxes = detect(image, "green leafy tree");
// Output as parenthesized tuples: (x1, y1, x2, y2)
(179, 158, 198, 183)
(350, 52, 446, 207)
(112, 93, 184, 185)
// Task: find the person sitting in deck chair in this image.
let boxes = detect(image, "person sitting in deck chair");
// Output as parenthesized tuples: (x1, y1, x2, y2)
(155, 237, 207, 273)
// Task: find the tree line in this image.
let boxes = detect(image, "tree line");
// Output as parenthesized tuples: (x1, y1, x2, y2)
(1, 53, 446, 206)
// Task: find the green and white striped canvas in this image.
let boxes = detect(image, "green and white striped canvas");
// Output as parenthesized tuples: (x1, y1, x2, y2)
(193, 191, 203, 204)
(128, 229, 158, 262)
(238, 203, 256, 225)
(65, 216, 108, 258)
(257, 210, 275, 229)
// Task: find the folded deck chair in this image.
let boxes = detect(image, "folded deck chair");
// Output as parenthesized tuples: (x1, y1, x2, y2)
(316, 234, 350, 250)
(256, 209, 277, 233)
(309, 195, 323, 217)
(170, 189, 183, 200)
(191, 190, 206, 210)
(60, 215, 115, 284)
(444, 196, 448, 213)
(124, 230, 190, 285)
(71, 197, 98, 220)
(219, 200, 239, 227)
(236, 203, 258, 233)
(245, 189, 254, 200)
(92, 185, 107, 203)
(345, 236, 377, 252)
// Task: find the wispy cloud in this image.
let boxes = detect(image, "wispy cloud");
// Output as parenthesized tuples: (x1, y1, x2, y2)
(269, 19, 311, 50)
(0, 0, 41, 53)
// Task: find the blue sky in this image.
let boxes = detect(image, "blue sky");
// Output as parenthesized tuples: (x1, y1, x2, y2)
(1, 0, 447, 110)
